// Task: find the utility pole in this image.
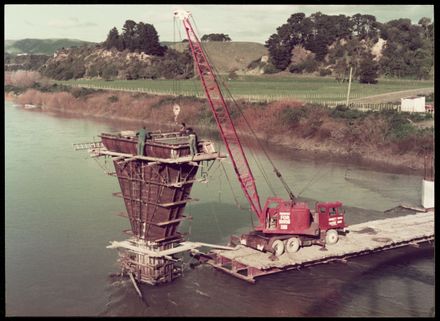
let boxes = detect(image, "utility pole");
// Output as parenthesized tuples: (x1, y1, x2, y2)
(346, 66, 353, 107)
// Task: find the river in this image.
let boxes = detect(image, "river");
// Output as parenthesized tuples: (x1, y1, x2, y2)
(4, 101, 434, 317)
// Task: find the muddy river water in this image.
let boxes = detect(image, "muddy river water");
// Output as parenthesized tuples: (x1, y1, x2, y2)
(5, 101, 434, 316)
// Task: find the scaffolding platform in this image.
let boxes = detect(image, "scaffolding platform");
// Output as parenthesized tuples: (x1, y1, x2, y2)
(80, 129, 225, 285)
(203, 212, 434, 283)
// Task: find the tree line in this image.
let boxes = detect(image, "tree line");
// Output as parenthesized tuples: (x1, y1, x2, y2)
(34, 14, 433, 82)
(39, 20, 194, 80)
(265, 12, 434, 82)
(103, 20, 166, 55)
(201, 33, 231, 42)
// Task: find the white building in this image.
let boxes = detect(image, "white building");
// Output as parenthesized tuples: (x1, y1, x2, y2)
(400, 96, 426, 112)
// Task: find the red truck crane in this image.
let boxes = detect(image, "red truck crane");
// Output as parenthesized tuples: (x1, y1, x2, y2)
(174, 10, 347, 256)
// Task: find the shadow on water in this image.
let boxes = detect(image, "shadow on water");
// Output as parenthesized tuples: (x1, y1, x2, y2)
(100, 244, 434, 317)
(297, 245, 434, 317)
(181, 202, 256, 245)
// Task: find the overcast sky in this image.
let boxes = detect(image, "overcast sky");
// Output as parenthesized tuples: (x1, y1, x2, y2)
(4, 4, 434, 44)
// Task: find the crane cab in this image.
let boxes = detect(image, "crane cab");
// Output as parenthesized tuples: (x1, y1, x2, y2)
(240, 198, 346, 256)
(314, 201, 346, 231)
(258, 198, 345, 237)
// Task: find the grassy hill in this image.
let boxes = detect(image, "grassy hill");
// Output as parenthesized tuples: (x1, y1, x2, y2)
(37, 41, 268, 80)
(5, 38, 95, 55)
(166, 41, 268, 73)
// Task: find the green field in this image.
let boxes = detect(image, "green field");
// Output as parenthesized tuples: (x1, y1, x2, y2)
(58, 75, 434, 105)
(5, 38, 95, 55)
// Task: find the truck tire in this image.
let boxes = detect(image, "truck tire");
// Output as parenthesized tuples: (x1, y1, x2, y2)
(325, 229, 339, 245)
(285, 237, 301, 253)
(271, 240, 285, 256)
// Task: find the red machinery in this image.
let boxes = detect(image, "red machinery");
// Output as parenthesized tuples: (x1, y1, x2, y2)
(174, 10, 347, 255)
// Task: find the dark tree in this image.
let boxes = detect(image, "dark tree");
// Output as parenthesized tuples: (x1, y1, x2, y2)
(305, 33, 328, 61)
(122, 20, 137, 51)
(303, 12, 353, 62)
(112, 20, 166, 55)
(142, 23, 166, 56)
(418, 17, 431, 37)
(334, 14, 354, 39)
(379, 18, 432, 78)
(265, 33, 292, 70)
(265, 12, 309, 70)
(201, 33, 231, 41)
(156, 48, 194, 79)
(358, 52, 378, 84)
(104, 27, 123, 50)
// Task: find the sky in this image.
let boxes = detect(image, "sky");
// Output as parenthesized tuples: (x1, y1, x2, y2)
(4, 4, 435, 44)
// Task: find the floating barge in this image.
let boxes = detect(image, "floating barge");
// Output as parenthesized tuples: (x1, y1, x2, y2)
(77, 130, 223, 285)
(201, 212, 434, 283)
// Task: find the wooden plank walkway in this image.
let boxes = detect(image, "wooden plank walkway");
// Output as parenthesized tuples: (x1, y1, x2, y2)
(89, 147, 224, 164)
(206, 212, 434, 283)
(107, 239, 235, 260)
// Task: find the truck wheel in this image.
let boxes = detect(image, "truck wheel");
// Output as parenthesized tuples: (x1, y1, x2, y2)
(271, 240, 285, 256)
(285, 237, 301, 253)
(326, 229, 339, 245)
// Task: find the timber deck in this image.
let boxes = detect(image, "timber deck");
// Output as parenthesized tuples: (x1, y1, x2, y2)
(89, 147, 222, 164)
(205, 212, 434, 283)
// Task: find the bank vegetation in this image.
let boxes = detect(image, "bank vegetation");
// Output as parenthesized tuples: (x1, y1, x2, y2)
(5, 70, 434, 172)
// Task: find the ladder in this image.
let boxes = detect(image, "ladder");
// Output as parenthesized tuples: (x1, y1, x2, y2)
(73, 141, 104, 151)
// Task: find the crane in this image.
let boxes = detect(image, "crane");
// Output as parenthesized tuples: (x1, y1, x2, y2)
(174, 10, 347, 255)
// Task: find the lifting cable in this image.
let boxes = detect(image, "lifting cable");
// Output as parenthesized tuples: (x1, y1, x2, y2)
(210, 200, 224, 240)
(220, 161, 245, 211)
(92, 155, 113, 175)
(197, 41, 295, 200)
(296, 167, 325, 197)
(172, 17, 182, 110)
(220, 161, 256, 229)
(216, 85, 277, 197)
(172, 17, 177, 98)
(219, 78, 296, 201)
(243, 139, 278, 197)
(209, 144, 243, 212)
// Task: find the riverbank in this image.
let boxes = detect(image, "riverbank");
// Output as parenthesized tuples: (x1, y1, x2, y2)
(5, 88, 434, 174)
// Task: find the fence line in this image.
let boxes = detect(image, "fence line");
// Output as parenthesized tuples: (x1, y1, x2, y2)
(64, 83, 402, 112)
(64, 83, 362, 101)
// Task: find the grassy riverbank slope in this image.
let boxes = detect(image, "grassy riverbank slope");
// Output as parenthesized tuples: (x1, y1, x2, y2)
(58, 75, 434, 105)
(6, 83, 434, 173)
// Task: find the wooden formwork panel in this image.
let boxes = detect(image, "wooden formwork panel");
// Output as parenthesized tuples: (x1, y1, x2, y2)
(114, 160, 198, 242)
(102, 134, 200, 243)
(117, 243, 182, 285)
(101, 133, 200, 158)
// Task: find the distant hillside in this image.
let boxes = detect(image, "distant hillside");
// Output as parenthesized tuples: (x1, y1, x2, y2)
(167, 41, 268, 73)
(5, 38, 96, 55)
(39, 41, 269, 80)
(39, 45, 194, 80)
